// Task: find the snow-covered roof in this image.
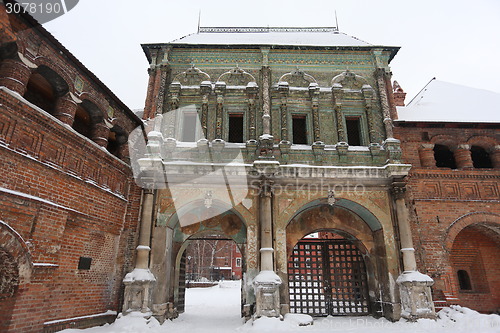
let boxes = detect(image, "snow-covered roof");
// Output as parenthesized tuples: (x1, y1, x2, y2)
(396, 79, 500, 123)
(171, 27, 372, 47)
(142, 27, 400, 63)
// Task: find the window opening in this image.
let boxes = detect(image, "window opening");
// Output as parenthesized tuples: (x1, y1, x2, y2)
(434, 144, 456, 169)
(346, 117, 362, 146)
(228, 113, 244, 143)
(292, 115, 307, 144)
(457, 270, 472, 290)
(471, 146, 492, 168)
(182, 113, 197, 142)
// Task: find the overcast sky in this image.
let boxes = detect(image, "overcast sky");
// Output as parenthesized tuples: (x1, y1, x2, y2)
(43, 0, 500, 110)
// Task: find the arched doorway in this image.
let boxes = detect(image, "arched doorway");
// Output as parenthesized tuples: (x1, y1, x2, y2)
(170, 207, 247, 316)
(0, 221, 32, 332)
(288, 231, 370, 316)
(450, 223, 500, 312)
(284, 200, 392, 318)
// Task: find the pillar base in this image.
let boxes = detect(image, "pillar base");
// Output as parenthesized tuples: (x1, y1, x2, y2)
(253, 270, 282, 318)
(396, 271, 436, 321)
(122, 268, 156, 315)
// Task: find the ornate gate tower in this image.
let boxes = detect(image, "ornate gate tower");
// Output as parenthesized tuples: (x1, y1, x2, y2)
(125, 27, 436, 322)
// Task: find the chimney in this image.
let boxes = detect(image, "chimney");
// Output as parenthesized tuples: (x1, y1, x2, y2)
(393, 80, 407, 106)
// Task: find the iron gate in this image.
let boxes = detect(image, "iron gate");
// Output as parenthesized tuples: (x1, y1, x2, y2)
(288, 239, 370, 316)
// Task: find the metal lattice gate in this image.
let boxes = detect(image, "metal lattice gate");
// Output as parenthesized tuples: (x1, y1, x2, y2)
(288, 239, 370, 316)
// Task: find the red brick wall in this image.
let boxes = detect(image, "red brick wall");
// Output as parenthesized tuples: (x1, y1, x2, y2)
(394, 124, 500, 313)
(0, 5, 143, 332)
(0, 91, 142, 332)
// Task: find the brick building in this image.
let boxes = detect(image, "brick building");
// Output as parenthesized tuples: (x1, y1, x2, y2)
(0, 3, 144, 332)
(185, 237, 243, 282)
(130, 26, 436, 322)
(1, 3, 498, 331)
(393, 79, 500, 313)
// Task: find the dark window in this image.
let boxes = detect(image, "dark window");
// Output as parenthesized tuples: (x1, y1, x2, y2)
(228, 114, 244, 143)
(78, 257, 92, 270)
(434, 144, 456, 169)
(457, 270, 472, 290)
(346, 117, 362, 146)
(292, 115, 307, 144)
(182, 113, 197, 142)
(471, 146, 492, 168)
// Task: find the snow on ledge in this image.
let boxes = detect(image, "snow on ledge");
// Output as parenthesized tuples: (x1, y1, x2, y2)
(123, 268, 156, 283)
(396, 270, 434, 283)
(253, 270, 282, 284)
(44, 310, 117, 325)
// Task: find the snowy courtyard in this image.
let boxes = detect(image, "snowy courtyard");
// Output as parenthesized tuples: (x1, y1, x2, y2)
(59, 280, 500, 333)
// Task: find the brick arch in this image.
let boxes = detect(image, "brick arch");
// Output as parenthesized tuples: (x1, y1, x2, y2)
(430, 134, 458, 150)
(466, 135, 499, 151)
(0, 221, 33, 331)
(31, 56, 74, 96)
(0, 221, 32, 286)
(443, 212, 500, 253)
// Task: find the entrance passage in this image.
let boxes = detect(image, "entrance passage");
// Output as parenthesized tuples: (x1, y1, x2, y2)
(288, 235, 370, 316)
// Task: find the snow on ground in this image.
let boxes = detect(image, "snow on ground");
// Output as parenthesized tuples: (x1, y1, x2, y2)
(60, 280, 500, 333)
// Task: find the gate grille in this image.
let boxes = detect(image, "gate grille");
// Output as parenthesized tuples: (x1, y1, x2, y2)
(288, 239, 370, 316)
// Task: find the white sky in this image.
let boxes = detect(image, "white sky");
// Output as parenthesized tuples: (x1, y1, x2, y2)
(43, 0, 500, 110)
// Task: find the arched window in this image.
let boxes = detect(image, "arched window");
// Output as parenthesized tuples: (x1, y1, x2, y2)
(471, 146, 492, 168)
(72, 100, 103, 140)
(434, 144, 456, 169)
(457, 269, 472, 290)
(107, 125, 127, 158)
(23, 65, 68, 115)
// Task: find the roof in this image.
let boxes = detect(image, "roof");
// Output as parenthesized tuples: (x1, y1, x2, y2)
(173, 27, 372, 47)
(142, 27, 399, 63)
(396, 79, 500, 124)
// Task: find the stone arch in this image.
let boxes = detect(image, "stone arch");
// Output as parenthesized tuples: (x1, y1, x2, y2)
(331, 70, 368, 90)
(172, 65, 211, 86)
(285, 197, 383, 233)
(217, 65, 257, 86)
(278, 67, 317, 87)
(282, 199, 391, 318)
(170, 204, 248, 315)
(0, 221, 32, 331)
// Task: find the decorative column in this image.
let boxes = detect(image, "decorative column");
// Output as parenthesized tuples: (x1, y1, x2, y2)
(309, 83, 321, 143)
(246, 83, 258, 141)
(376, 68, 394, 139)
(252, 48, 282, 318)
(200, 81, 211, 139)
(418, 144, 436, 167)
(332, 84, 346, 142)
(277, 81, 291, 162)
(91, 121, 110, 148)
(0, 57, 33, 95)
(123, 188, 156, 315)
(392, 182, 436, 320)
(215, 81, 226, 140)
(454, 144, 473, 169)
(252, 174, 281, 319)
(362, 84, 376, 143)
(167, 81, 180, 138)
(278, 81, 289, 143)
(490, 145, 500, 169)
(54, 92, 78, 126)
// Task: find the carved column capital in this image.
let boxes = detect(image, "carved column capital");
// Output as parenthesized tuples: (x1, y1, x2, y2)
(391, 182, 407, 200)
